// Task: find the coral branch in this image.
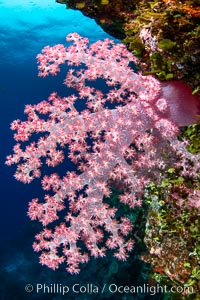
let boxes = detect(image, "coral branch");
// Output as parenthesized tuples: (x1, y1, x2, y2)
(6, 33, 200, 274)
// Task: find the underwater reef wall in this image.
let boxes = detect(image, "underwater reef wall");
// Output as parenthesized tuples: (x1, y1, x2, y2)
(57, 0, 200, 94)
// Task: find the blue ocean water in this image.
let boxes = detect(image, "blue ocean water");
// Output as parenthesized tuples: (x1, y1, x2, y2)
(0, 1, 164, 299)
(0, 0, 111, 241)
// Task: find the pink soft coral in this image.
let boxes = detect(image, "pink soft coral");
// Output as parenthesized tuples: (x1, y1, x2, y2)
(6, 33, 200, 274)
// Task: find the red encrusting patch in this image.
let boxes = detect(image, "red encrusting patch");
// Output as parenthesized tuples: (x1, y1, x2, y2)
(160, 81, 200, 126)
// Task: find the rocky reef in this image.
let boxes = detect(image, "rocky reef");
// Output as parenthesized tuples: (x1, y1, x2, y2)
(57, 0, 200, 94)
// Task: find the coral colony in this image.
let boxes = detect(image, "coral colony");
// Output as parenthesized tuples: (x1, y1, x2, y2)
(6, 33, 200, 274)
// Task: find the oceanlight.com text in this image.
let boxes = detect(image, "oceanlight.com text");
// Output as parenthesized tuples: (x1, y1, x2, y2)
(24, 283, 194, 296)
